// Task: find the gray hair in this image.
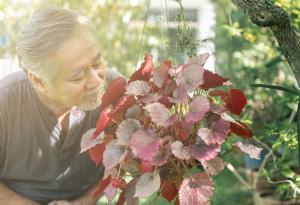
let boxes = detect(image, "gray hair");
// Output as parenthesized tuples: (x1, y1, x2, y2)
(16, 7, 89, 82)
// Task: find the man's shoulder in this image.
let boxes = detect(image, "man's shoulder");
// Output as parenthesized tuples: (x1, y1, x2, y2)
(0, 71, 27, 92)
(105, 68, 125, 83)
(0, 71, 28, 110)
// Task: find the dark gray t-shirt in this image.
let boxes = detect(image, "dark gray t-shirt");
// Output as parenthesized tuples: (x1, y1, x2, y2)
(0, 69, 121, 204)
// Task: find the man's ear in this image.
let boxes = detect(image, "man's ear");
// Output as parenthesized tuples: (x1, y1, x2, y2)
(27, 72, 47, 93)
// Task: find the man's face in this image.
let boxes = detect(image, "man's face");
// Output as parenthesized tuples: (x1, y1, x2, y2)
(42, 27, 106, 111)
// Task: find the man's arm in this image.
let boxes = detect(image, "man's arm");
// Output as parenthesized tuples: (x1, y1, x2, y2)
(48, 182, 100, 205)
(0, 182, 41, 205)
(71, 182, 100, 205)
(0, 111, 39, 204)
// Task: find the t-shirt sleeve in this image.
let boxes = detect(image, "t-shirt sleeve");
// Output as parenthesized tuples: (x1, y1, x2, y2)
(0, 111, 3, 171)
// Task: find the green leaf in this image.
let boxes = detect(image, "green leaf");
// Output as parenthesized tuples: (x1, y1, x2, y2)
(281, 169, 295, 178)
(183, 166, 202, 177)
(272, 141, 282, 151)
(251, 84, 300, 96)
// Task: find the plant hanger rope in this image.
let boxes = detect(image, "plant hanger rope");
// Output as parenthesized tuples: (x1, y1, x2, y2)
(136, 0, 151, 69)
(136, 0, 201, 68)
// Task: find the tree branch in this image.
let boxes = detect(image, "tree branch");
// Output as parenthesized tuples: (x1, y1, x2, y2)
(231, 0, 300, 86)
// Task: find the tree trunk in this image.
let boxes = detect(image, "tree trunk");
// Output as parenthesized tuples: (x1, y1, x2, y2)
(231, 0, 300, 86)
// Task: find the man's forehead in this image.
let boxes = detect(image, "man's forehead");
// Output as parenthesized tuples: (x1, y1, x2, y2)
(50, 29, 99, 75)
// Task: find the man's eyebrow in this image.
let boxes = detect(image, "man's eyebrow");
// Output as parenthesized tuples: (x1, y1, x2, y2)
(69, 52, 101, 78)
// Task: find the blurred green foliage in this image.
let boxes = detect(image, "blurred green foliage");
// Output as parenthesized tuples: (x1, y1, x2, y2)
(211, 0, 299, 132)
(0, 0, 164, 76)
(211, 0, 300, 201)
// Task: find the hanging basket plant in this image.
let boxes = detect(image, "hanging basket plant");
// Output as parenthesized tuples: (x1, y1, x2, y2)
(80, 53, 261, 205)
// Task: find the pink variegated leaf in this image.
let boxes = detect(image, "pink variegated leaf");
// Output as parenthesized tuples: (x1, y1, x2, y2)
(139, 93, 161, 104)
(129, 128, 162, 161)
(80, 128, 103, 153)
(134, 170, 161, 198)
(201, 157, 227, 176)
(197, 118, 230, 145)
(103, 183, 117, 204)
(124, 179, 139, 205)
(151, 145, 171, 166)
(102, 141, 127, 170)
(190, 143, 220, 163)
(210, 104, 224, 114)
(116, 119, 141, 146)
(175, 64, 204, 92)
(185, 96, 210, 123)
(233, 141, 262, 160)
(188, 53, 210, 66)
(159, 79, 177, 97)
(168, 83, 188, 103)
(144, 102, 175, 127)
(103, 168, 118, 179)
(168, 64, 184, 77)
(125, 105, 142, 119)
(126, 80, 151, 96)
(153, 61, 172, 88)
(179, 173, 214, 205)
(164, 114, 178, 127)
(171, 141, 191, 160)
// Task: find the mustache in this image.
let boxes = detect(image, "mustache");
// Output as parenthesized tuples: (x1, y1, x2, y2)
(83, 82, 107, 96)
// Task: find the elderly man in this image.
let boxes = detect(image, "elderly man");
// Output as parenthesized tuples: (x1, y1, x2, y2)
(0, 8, 122, 205)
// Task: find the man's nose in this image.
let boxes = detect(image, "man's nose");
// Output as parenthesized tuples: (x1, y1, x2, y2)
(85, 68, 101, 90)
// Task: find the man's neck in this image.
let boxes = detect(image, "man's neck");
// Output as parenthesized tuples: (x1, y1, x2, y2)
(34, 88, 71, 119)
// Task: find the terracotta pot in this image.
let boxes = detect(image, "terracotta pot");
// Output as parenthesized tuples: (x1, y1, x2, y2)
(254, 190, 300, 205)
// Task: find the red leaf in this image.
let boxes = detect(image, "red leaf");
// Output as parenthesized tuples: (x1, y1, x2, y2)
(159, 96, 173, 108)
(200, 70, 229, 90)
(109, 96, 137, 123)
(161, 180, 178, 203)
(100, 77, 127, 111)
(153, 61, 172, 88)
(111, 177, 127, 189)
(230, 121, 252, 139)
(93, 106, 112, 139)
(129, 54, 153, 82)
(223, 89, 247, 116)
(140, 160, 153, 174)
(116, 191, 126, 205)
(93, 175, 111, 199)
(208, 90, 227, 97)
(88, 142, 106, 166)
(180, 121, 193, 141)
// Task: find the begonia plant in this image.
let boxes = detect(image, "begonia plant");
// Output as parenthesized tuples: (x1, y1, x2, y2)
(80, 53, 262, 205)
